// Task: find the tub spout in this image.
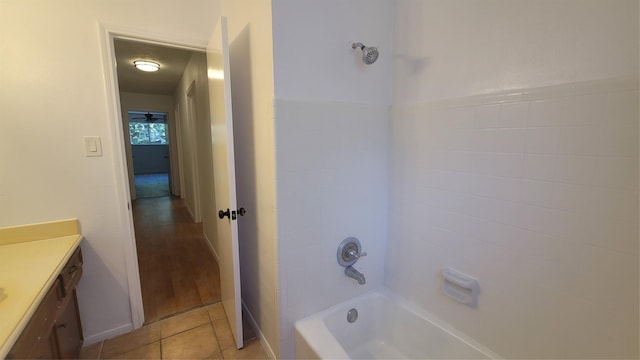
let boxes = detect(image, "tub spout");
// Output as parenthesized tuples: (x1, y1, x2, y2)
(345, 266, 366, 285)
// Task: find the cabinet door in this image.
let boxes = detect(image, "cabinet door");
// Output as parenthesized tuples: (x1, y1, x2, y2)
(32, 332, 58, 359)
(7, 331, 57, 360)
(53, 291, 83, 359)
(8, 278, 61, 359)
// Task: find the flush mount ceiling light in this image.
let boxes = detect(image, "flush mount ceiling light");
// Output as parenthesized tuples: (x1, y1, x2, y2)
(133, 60, 160, 72)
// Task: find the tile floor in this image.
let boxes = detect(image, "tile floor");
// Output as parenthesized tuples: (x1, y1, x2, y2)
(79, 303, 268, 359)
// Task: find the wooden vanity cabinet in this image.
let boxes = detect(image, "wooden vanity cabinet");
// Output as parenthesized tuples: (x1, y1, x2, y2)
(54, 290, 83, 359)
(7, 247, 84, 359)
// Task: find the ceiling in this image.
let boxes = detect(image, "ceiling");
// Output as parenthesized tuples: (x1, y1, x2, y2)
(114, 39, 198, 95)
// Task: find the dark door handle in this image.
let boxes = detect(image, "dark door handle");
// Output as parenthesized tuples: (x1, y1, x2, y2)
(218, 208, 230, 219)
(219, 208, 246, 220)
(68, 265, 79, 275)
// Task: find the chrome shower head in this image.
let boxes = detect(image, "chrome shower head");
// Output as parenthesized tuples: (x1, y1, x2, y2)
(352, 42, 379, 65)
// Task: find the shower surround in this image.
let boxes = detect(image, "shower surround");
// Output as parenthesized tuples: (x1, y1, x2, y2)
(387, 77, 639, 358)
(275, 99, 390, 358)
(271, 0, 393, 357)
(387, 1, 638, 357)
(271, 0, 637, 358)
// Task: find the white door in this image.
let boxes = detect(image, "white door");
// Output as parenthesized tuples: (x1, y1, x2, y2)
(206, 16, 243, 349)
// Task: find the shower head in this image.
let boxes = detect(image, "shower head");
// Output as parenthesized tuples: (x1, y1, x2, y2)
(352, 42, 379, 65)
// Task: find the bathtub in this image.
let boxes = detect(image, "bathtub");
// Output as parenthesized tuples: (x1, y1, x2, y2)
(295, 289, 500, 359)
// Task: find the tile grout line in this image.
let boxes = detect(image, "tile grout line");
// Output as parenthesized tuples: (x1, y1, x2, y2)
(158, 307, 224, 340)
(94, 305, 228, 359)
(160, 306, 225, 358)
(210, 312, 225, 358)
(97, 340, 103, 360)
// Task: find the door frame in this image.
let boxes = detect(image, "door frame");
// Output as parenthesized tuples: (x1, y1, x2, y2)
(185, 82, 202, 222)
(173, 104, 186, 197)
(98, 23, 208, 330)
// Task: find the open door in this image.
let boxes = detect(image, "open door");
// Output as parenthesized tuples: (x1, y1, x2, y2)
(207, 16, 243, 349)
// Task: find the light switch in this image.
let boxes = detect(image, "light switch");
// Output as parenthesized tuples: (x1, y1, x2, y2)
(84, 136, 103, 157)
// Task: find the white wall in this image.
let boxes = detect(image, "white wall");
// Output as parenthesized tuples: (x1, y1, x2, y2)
(271, 1, 393, 357)
(221, 0, 279, 357)
(131, 145, 170, 174)
(119, 92, 176, 198)
(393, 0, 640, 104)
(388, 1, 639, 358)
(272, 0, 393, 105)
(0, 0, 220, 343)
(275, 100, 389, 358)
(173, 52, 218, 244)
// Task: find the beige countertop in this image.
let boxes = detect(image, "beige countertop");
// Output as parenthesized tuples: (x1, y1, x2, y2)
(0, 219, 83, 359)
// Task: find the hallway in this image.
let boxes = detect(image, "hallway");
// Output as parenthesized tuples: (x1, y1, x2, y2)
(134, 173, 170, 199)
(132, 196, 221, 323)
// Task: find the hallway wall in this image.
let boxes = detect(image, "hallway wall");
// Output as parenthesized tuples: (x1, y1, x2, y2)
(131, 145, 170, 175)
(173, 52, 218, 246)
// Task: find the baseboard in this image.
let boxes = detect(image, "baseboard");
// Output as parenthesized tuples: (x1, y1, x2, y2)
(82, 323, 134, 346)
(203, 233, 220, 263)
(242, 301, 276, 360)
(186, 205, 197, 223)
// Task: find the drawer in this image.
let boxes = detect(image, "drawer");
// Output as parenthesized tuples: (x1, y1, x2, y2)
(59, 247, 82, 297)
(7, 245, 84, 359)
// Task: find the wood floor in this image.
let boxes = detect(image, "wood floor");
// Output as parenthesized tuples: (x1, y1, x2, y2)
(132, 196, 221, 323)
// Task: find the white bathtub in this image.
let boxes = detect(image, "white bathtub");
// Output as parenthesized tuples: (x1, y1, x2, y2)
(295, 289, 500, 359)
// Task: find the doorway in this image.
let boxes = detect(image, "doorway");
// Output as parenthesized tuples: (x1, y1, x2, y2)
(100, 20, 252, 351)
(128, 111, 171, 199)
(112, 37, 222, 323)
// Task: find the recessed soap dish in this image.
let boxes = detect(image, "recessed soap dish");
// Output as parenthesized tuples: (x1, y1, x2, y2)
(442, 267, 479, 308)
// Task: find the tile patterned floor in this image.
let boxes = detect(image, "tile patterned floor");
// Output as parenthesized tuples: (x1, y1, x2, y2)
(79, 303, 267, 359)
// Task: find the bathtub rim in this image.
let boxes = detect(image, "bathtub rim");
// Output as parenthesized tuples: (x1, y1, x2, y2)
(294, 287, 502, 359)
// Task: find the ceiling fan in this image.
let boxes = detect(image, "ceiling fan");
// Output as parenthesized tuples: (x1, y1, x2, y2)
(131, 112, 163, 122)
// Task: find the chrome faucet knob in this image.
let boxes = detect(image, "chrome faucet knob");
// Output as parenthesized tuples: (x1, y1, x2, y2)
(337, 237, 366, 267)
(347, 249, 367, 259)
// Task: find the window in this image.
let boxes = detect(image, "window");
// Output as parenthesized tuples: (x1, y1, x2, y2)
(129, 122, 168, 145)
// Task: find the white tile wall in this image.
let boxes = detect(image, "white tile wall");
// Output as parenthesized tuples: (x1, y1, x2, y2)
(275, 99, 389, 358)
(387, 76, 639, 359)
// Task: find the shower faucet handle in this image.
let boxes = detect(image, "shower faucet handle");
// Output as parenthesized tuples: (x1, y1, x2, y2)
(347, 249, 367, 259)
(338, 237, 367, 267)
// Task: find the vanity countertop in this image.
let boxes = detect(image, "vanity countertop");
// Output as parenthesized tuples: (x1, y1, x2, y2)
(0, 219, 83, 359)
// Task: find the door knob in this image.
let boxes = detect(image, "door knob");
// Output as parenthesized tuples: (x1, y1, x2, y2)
(219, 208, 245, 220)
(218, 208, 230, 219)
